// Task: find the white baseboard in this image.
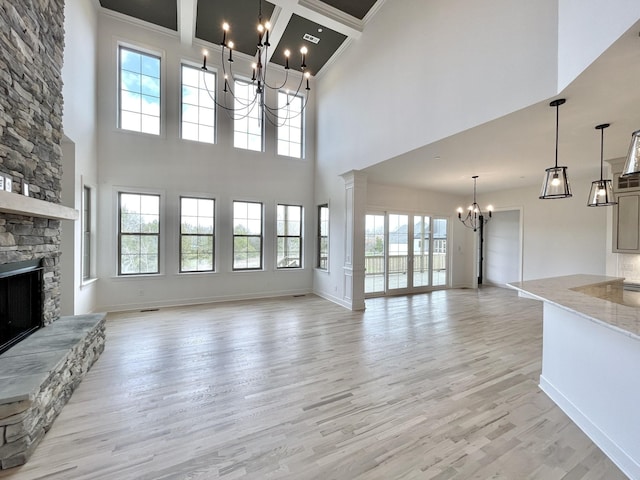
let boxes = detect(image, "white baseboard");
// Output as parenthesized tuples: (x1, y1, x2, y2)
(540, 376, 639, 480)
(97, 288, 313, 313)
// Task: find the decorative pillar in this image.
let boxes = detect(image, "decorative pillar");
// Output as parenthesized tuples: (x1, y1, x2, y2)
(341, 170, 367, 311)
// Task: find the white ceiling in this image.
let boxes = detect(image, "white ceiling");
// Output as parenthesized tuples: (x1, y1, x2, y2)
(362, 19, 640, 196)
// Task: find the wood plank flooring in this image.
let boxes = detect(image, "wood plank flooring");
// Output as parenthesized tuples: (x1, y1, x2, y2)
(0, 287, 628, 479)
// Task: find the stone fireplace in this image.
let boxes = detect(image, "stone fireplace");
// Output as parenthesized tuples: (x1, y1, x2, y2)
(0, 0, 106, 470)
(0, 0, 66, 325)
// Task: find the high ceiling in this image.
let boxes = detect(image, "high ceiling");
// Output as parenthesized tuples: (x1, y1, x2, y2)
(98, 0, 379, 75)
(97, 1, 640, 197)
(362, 21, 640, 196)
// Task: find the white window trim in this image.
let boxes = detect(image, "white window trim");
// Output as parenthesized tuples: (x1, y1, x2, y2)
(112, 186, 166, 278)
(178, 195, 216, 274)
(316, 203, 329, 272)
(276, 90, 305, 159)
(115, 39, 166, 138)
(275, 203, 304, 270)
(81, 179, 98, 285)
(179, 61, 218, 145)
(232, 199, 265, 272)
(232, 77, 265, 153)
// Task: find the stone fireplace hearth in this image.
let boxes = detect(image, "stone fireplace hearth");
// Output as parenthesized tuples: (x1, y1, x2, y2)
(0, 312, 105, 469)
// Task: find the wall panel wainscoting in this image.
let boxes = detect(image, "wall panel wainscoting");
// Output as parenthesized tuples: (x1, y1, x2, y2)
(0, 288, 627, 479)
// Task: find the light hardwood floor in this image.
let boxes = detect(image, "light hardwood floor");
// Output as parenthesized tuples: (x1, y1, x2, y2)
(0, 287, 628, 479)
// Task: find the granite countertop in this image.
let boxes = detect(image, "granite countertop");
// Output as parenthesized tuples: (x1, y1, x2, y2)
(508, 274, 640, 340)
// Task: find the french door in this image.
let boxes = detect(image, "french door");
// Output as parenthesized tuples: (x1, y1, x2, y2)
(365, 213, 448, 296)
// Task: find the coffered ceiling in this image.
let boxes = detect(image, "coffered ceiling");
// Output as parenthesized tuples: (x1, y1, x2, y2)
(99, 0, 379, 75)
(96, 1, 640, 197)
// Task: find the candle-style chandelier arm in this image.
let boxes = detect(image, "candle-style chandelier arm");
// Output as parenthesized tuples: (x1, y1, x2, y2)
(262, 90, 310, 128)
(198, 0, 312, 126)
(456, 176, 492, 232)
(200, 61, 262, 122)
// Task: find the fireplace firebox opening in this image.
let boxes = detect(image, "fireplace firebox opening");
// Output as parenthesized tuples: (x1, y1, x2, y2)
(0, 259, 44, 355)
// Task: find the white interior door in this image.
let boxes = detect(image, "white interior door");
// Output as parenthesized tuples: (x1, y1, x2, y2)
(484, 209, 521, 286)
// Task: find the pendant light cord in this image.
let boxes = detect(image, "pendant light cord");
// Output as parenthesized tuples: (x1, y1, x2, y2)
(554, 102, 559, 169)
(600, 126, 604, 181)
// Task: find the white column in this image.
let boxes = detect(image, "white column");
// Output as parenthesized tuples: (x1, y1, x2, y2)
(341, 170, 367, 311)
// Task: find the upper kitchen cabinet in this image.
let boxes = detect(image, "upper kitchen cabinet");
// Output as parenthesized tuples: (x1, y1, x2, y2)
(610, 158, 640, 253)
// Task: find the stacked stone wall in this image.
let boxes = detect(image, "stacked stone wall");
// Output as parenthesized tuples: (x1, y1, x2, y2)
(0, 0, 65, 324)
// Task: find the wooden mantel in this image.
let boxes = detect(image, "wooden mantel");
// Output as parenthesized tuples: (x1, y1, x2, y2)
(0, 190, 78, 221)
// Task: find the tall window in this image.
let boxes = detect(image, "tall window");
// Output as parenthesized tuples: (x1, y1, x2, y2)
(277, 204, 302, 269)
(317, 204, 329, 270)
(119, 46, 161, 135)
(388, 214, 409, 290)
(364, 214, 385, 294)
(181, 64, 215, 144)
(432, 218, 448, 286)
(277, 92, 303, 158)
(180, 197, 215, 272)
(82, 186, 92, 281)
(118, 193, 160, 275)
(233, 79, 262, 151)
(233, 201, 263, 270)
(413, 216, 430, 288)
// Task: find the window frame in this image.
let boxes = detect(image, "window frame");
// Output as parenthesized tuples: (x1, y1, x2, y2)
(82, 185, 92, 282)
(118, 44, 162, 135)
(179, 196, 216, 273)
(232, 78, 264, 152)
(277, 91, 304, 158)
(276, 204, 303, 269)
(317, 204, 329, 271)
(232, 200, 264, 271)
(180, 63, 217, 144)
(117, 191, 161, 276)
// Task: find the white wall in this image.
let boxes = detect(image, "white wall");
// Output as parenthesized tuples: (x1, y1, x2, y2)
(316, 0, 559, 175)
(95, 14, 316, 311)
(61, 0, 99, 314)
(480, 175, 607, 281)
(313, 0, 561, 303)
(557, 0, 640, 91)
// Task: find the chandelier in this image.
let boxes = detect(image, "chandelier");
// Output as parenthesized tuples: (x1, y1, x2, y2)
(201, 0, 311, 126)
(457, 176, 492, 232)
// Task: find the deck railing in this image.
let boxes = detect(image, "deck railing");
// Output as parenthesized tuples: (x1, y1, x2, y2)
(364, 254, 446, 274)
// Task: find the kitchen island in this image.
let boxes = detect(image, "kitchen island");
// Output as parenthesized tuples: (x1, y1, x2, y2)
(508, 275, 640, 480)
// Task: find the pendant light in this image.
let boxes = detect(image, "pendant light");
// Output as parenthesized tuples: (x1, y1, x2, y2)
(587, 123, 617, 207)
(620, 129, 640, 177)
(540, 99, 572, 199)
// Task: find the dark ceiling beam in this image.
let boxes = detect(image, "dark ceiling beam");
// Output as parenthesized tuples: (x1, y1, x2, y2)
(265, 6, 294, 63)
(178, 0, 197, 46)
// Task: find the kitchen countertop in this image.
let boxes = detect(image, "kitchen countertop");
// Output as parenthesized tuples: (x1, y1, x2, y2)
(508, 274, 640, 340)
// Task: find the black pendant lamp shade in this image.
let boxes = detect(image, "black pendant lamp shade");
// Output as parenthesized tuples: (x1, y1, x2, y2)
(587, 123, 617, 207)
(621, 129, 640, 177)
(540, 99, 572, 199)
